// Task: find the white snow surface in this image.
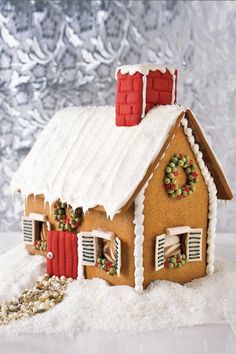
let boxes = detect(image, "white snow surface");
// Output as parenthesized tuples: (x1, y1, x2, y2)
(11, 105, 184, 217)
(0, 245, 236, 336)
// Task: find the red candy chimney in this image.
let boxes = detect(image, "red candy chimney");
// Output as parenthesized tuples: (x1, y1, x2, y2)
(115, 64, 177, 126)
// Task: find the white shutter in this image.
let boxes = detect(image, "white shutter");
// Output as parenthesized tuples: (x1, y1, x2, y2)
(115, 237, 121, 276)
(22, 216, 36, 245)
(186, 228, 203, 262)
(78, 232, 97, 266)
(155, 234, 165, 271)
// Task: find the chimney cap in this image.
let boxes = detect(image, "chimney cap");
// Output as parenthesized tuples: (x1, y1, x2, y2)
(115, 63, 176, 79)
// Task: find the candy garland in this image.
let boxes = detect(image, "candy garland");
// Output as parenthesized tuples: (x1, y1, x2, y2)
(95, 258, 117, 275)
(164, 253, 187, 269)
(164, 153, 199, 199)
(53, 200, 83, 232)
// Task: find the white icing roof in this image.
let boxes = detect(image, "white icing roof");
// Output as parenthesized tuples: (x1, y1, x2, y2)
(11, 105, 184, 217)
(115, 63, 176, 79)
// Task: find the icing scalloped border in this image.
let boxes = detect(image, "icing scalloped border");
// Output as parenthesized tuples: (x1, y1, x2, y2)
(181, 117, 217, 276)
(133, 179, 151, 293)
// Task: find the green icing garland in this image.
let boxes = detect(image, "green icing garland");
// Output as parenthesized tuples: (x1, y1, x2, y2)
(164, 253, 187, 269)
(164, 153, 199, 199)
(53, 200, 83, 232)
(95, 258, 117, 276)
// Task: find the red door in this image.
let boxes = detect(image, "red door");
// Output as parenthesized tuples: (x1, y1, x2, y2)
(46, 231, 78, 279)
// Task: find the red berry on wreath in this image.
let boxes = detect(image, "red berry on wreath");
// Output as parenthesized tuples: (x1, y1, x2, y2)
(192, 171, 198, 177)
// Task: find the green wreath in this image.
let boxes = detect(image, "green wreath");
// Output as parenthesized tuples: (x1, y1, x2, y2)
(53, 200, 83, 232)
(164, 153, 199, 199)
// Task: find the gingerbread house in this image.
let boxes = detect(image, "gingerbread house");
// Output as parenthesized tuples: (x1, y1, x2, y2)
(11, 64, 233, 293)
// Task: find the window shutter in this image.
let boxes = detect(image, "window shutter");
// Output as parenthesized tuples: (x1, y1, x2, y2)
(155, 234, 165, 271)
(22, 216, 36, 245)
(186, 228, 203, 262)
(115, 237, 121, 277)
(78, 232, 97, 266)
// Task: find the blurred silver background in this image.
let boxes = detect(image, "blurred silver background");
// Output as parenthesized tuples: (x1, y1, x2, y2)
(0, 0, 235, 232)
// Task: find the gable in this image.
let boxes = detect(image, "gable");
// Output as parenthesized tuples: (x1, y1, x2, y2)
(143, 123, 209, 230)
(119, 110, 232, 214)
(142, 124, 209, 286)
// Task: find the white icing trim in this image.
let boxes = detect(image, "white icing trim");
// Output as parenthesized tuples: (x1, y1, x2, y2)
(141, 75, 147, 118)
(77, 233, 85, 279)
(133, 179, 151, 293)
(171, 74, 176, 104)
(115, 64, 176, 79)
(181, 117, 217, 276)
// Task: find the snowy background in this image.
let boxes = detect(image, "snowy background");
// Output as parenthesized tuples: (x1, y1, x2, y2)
(0, 0, 235, 232)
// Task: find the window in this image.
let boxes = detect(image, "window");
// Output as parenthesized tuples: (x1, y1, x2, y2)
(155, 226, 202, 271)
(78, 229, 121, 276)
(22, 216, 36, 245)
(22, 213, 51, 251)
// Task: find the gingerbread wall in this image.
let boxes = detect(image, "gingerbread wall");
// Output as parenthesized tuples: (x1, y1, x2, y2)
(143, 124, 209, 288)
(25, 195, 135, 287)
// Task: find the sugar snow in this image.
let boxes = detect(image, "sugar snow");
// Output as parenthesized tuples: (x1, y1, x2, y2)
(0, 245, 236, 336)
